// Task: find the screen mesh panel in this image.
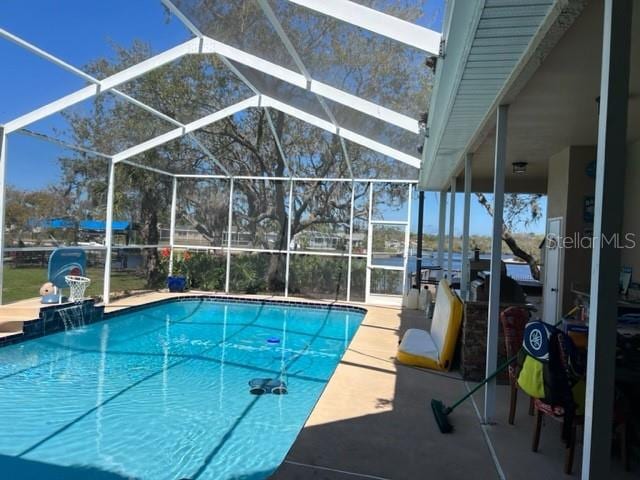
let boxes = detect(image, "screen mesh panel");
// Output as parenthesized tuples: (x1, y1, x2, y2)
(172, 0, 301, 72)
(117, 54, 255, 125)
(268, 0, 432, 117)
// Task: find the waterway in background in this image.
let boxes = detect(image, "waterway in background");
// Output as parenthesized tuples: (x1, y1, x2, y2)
(376, 250, 535, 282)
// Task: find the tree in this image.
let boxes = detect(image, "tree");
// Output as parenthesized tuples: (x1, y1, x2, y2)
(58, 3, 430, 290)
(475, 192, 543, 280)
(4, 185, 76, 246)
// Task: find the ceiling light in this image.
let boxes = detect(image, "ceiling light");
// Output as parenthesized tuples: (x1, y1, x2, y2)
(512, 162, 528, 175)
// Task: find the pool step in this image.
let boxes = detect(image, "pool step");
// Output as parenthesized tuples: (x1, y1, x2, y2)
(0, 330, 22, 340)
(0, 306, 41, 318)
(0, 307, 40, 337)
(0, 320, 27, 331)
(0, 320, 24, 333)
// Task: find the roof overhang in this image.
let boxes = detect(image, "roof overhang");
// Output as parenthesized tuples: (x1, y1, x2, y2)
(419, 0, 586, 191)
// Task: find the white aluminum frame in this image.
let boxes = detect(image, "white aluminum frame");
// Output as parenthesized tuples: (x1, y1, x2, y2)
(284, 180, 294, 297)
(163, 177, 414, 304)
(0, 170, 413, 305)
(285, 0, 441, 54)
(102, 160, 116, 303)
(3, 38, 201, 134)
(365, 183, 413, 303)
(1, 26, 422, 163)
(0, 128, 6, 303)
(224, 178, 234, 293)
(111, 96, 261, 163)
(161, 0, 423, 133)
(364, 183, 374, 303)
(447, 178, 456, 278)
(261, 96, 420, 168)
(436, 190, 447, 279)
(0, 0, 430, 173)
(484, 104, 508, 424)
(346, 182, 356, 301)
(0, 1, 432, 305)
(460, 153, 472, 301)
(168, 177, 178, 276)
(402, 185, 413, 295)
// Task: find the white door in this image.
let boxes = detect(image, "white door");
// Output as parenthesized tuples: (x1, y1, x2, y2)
(364, 184, 412, 306)
(543, 217, 562, 324)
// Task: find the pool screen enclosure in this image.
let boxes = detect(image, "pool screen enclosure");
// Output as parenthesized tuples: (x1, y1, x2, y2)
(0, 0, 441, 304)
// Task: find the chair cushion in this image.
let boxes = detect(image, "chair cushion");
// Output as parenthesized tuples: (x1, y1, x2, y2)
(396, 280, 463, 371)
(429, 279, 463, 370)
(397, 328, 439, 370)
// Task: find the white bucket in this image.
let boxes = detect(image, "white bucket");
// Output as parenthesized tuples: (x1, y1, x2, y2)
(419, 287, 432, 311)
(404, 288, 419, 309)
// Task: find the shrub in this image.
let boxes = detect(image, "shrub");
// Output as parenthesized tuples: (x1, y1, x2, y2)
(184, 252, 225, 290)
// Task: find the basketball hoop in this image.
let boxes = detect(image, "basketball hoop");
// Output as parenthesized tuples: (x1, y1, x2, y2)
(65, 275, 91, 302)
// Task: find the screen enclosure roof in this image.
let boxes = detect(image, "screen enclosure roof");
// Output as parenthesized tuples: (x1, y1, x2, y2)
(0, 0, 441, 181)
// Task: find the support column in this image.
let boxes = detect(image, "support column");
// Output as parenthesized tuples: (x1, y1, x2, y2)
(284, 180, 294, 297)
(102, 160, 116, 305)
(436, 191, 446, 279)
(365, 183, 374, 303)
(484, 104, 508, 423)
(225, 178, 234, 293)
(415, 190, 425, 288)
(402, 184, 413, 294)
(461, 153, 472, 301)
(0, 128, 6, 305)
(582, 1, 632, 477)
(447, 179, 456, 279)
(168, 177, 178, 276)
(346, 182, 356, 301)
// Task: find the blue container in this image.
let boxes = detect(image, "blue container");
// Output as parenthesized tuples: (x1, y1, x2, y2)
(167, 275, 187, 292)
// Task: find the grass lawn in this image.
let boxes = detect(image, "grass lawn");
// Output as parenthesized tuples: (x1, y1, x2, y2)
(2, 267, 149, 304)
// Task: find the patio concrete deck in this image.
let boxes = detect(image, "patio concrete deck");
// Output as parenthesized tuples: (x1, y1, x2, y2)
(265, 301, 635, 479)
(271, 304, 497, 480)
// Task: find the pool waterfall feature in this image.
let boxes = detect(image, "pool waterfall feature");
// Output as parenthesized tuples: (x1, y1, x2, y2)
(58, 304, 87, 331)
(0, 299, 104, 348)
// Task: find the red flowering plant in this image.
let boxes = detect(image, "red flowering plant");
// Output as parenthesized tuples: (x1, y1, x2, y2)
(159, 248, 191, 277)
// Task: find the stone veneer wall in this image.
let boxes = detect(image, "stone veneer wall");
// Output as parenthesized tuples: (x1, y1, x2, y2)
(0, 299, 104, 348)
(461, 301, 516, 383)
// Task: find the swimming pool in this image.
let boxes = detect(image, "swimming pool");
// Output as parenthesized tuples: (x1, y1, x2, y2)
(0, 298, 365, 480)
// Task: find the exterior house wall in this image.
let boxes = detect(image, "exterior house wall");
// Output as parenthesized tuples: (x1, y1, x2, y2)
(621, 138, 640, 278)
(546, 146, 596, 314)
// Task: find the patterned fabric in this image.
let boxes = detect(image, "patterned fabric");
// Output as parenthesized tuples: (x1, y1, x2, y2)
(500, 307, 529, 381)
(534, 398, 565, 417)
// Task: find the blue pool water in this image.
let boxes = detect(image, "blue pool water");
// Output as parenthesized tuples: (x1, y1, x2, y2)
(0, 299, 364, 480)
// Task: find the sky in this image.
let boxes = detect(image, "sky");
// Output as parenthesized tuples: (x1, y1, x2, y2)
(0, 1, 545, 236)
(408, 191, 547, 236)
(0, 0, 192, 189)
